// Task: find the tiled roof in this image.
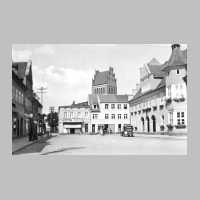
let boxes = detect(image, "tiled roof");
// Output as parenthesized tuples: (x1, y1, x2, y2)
(59, 101, 89, 109)
(99, 94, 128, 103)
(88, 94, 99, 105)
(93, 71, 109, 86)
(92, 67, 116, 86)
(130, 78, 166, 102)
(162, 46, 187, 71)
(147, 58, 167, 78)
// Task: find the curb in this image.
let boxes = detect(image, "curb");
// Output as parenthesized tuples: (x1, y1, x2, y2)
(12, 135, 51, 154)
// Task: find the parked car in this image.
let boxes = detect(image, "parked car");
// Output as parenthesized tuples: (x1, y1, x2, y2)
(121, 124, 134, 137)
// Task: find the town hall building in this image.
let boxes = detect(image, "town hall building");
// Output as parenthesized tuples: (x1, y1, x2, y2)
(129, 44, 187, 134)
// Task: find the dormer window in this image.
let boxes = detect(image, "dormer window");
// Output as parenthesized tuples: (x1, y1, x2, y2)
(177, 69, 180, 74)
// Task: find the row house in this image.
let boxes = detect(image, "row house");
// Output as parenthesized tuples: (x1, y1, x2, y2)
(129, 44, 187, 134)
(12, 60, 43, 139)
(58, 101, 90, 134)
(88, 94, 129, 133)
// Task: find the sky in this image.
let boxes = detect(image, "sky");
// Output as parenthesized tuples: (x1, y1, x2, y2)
(12, 44, 187, 114)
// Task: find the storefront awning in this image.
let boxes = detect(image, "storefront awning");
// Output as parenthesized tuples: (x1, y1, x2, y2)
(64, 124, 82, 129)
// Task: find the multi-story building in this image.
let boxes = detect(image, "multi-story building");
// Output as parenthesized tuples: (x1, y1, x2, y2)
(88, 67, 130, 133)
(129, 44, 187, 134)
(88, 94, 130, 133)
(12, 60, 43, 139)
(58, 101, 90, 134)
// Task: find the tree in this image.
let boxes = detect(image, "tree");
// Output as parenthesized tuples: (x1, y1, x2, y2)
(47, 111, 58, 133)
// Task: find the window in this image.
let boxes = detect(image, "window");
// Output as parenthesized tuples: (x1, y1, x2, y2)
(167, 86, 171, 98)
(93, 114, 98, 119)
(94, 104, 97, 109)
(124, 104, 127, 109)
(124, 114, 128, 119)
(105, 104, 109, 109)
(77, 112, 81, 118)
(130, 112, 133, 116)
(105, 114, 109, 119)
(118, 114, 121, 119)
(117, 104, 121, 109)
(177, 69, 180, 74)
(111, 114, 115, 119)
(177, 112, 185, 125)
(111, 104, 115, 109)
(169, 112, 173, 124)
(64, 112, 67, 119)
(85, 112, 88, 117)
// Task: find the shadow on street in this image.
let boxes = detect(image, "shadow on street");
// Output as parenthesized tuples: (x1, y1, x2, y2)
(13, 135, 56, 155)
(41, 147, 86, 155)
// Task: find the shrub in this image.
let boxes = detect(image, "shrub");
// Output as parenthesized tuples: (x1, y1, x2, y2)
(160, 125, 165, 131)
(166, 98, 172, 105)
(175, 124, 186, 129)
(167, 124, 173, 131)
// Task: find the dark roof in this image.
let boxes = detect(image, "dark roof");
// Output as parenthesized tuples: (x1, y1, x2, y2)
(162, 46, 187, 71)
(130, 78, 166, 102)
(92, 67, 116, 86)
(99, 94, 128, 103)
(147, 58, 167, 78)
(88, 94, 99, 105)
(59, 101, 89, 109)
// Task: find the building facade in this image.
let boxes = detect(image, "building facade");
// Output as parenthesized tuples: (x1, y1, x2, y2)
(129, 44, 187, 134)
(88, 94, 130, 133)
(58, 102, 90, 134)
(12, 60, 43, 139)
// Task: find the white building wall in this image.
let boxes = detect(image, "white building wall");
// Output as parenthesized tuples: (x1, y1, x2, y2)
(89, 102, 130, 133)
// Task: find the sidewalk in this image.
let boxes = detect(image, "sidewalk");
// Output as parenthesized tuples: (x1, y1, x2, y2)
(134, 133, 187, 140)
(12, 134, 50, 153)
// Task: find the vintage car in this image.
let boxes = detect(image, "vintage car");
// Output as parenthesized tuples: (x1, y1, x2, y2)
(121, 124, 134, 137)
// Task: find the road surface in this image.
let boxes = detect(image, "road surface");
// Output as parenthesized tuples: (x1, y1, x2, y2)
(13, 133, 187, 155)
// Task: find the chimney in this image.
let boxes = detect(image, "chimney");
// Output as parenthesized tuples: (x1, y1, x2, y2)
(171, 44, 180, 50)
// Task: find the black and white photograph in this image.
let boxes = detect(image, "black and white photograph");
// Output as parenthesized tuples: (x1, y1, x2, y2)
(12, 44, 187, 155)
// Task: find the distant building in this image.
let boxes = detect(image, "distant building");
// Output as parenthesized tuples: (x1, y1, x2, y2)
(88, 94, 130, 133)
(58, 101, 90, 134)
(129, 44, 187, 134)
(92, 67, 117, 95)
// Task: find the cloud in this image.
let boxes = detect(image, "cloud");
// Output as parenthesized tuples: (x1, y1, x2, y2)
(12, 49, 32, 61)
(31, 65, 94, 113)
(34, 44, 55, 55)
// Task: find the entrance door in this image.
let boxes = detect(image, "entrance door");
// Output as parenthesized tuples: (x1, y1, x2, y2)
(70, 128, 75, 134)
(146, 117, 150, 133)
(92, 124, 95, 133)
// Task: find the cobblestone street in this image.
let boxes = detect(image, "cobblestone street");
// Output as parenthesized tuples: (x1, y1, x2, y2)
(13, 134, 187, 155)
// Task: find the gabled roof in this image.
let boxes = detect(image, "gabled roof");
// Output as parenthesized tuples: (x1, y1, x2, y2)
(147, 58, 166, 78)
(92, 67, 116, 86)
(12, 60, 33, 84)
(162, 45, 187, 71)
(59, 101, 89, 110)
(88, 94, 99, 105)
(99, 94, 128, 103)
(130, 78, 166, 102)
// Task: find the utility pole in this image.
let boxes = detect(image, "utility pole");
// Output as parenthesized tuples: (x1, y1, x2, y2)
(36, 86, 48, 112)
